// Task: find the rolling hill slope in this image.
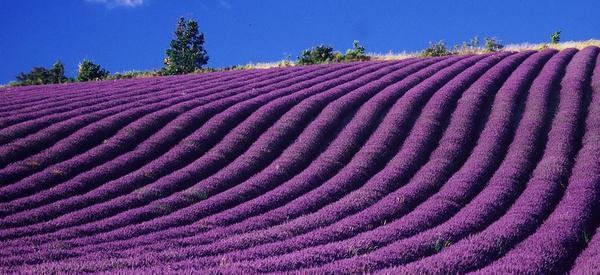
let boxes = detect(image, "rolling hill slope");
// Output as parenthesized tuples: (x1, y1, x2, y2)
(0, 47, 599, 273)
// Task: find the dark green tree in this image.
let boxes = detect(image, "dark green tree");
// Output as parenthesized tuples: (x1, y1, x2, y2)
(551, 30, 561, 44)
(297, 44, 343, 65)
(77, 59, 109, 82)
(14, 60, 70, 86)
(49, 61, 68, 84)
(162, 17, 209, 75)
(344, 40, 370, 62)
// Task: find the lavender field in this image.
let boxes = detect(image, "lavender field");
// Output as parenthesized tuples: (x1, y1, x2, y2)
(0, 47, 599, 273)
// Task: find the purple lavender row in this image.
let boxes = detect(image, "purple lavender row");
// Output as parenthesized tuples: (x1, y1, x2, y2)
(46, 55, 458, 258)
(0, 64, 314, 194)
(179, 50, 537, 273)
(54, 54, 486, 270)
(9, 51, 519, 273)
(0, 77, 148, 112)
(0, 55, 456, 270)
(0, 74, 213, 146)
(0, 68, 298, 195)
(473, 46, 599, 274)
(0, 63, 359, 233)
(0, 64, 335, 215)
(0, 63, 349, 223)
(0, 60, 388, 245)
(369, 48, 578, 273)
(0, 74, 191, 118)
(206, 50, 551, 272)
(0, 70, 233, 111)
(10, 59, 407, 243)
(0, 59, 404, 266)
(0, 70, 275, 185)
(36, 56, 458, 259)
(162, 50, 530, 274)
(0, 69, 250, 130)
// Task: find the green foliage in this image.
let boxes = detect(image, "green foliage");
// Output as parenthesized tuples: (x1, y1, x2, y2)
(344, 40, 370, 62)
(421, 41, 452, 57)
(297, 44, 342, 65)
(77, 59, 109, 82)
(162, 17, 209, 75)
(13, 61, 70, 86)
(484, 37, 504, 52)
(551, 30, 561, 44)
(297, 41, 370, 65)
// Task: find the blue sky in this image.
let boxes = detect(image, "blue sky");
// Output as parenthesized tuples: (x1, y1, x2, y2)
(1, 0, 599, 83)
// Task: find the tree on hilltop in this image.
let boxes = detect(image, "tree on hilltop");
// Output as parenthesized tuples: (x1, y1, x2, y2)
(162, 17, 209, 75)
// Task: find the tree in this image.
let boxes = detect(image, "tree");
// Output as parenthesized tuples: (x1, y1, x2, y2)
(77, 59, 109, 82)
(484, 37, 504, 52)
(297, 44, 343, 65)
(162, 17, 209, 75)
(344, 40, 370, 62)
(13, 60, 69, 86)
(551, 30, 561, 44)
(49, 61, 68, 84)
(421, 41, 452, 57)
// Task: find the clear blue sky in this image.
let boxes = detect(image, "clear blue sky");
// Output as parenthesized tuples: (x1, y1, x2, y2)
(1, 0, 599, 83)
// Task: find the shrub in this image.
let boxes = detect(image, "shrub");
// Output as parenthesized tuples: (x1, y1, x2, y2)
(345, 40, 370, 62)
(421, 41, 452, 57)
(297, 44, 342, 65)
(551, 30, 561, 44)
(77, 59, 110, 82)
(162, 17, 209, 75)
(13, 61, 70, 86)
(297, 41, 370, 65)
(484, 37, 504, 52)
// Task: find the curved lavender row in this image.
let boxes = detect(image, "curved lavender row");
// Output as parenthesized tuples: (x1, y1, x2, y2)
(32, 53, 494, 272)
(0, 60, 406, 264)
(181, 50, 537, 273)
(0, 70, 247, 129)
(0, 76, 193, 112)
(0, 72, 233, 113)
(55, 54, 487, 270)
(45, 55, 461, 257)
(10, 50, 514, 274)
(187, 50, 529, 274)
(0, 74, 259, 168)
(0, 76, 204, 148)
(15, 60, 408, 240)
(0, 60, 393, 243)
(0, 62, 363, 234)
(0, 73, 166, 103)
(0, 63, 354, 226)
(474, 47, 600, 274)
(0, 64, 326, 206)
(0, 68, 296, 197)
(0, 73, 213, 127)
(2, 49, 598, 273)
(206, 49, 550, 271)
(0, 70, 282, 187)
(43, 56, 465, 258)
(372, 48, 580, 274)
(0, 64, 337, 216)
(0, 55, 461, 270)
(0, 78, 152, 114)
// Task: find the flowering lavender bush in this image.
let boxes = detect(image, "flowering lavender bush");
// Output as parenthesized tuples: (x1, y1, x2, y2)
(0, 47, 599, 273)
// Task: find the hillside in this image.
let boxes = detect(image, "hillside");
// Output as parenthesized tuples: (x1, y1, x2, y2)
(0, 47, 599, 273)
